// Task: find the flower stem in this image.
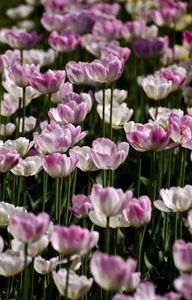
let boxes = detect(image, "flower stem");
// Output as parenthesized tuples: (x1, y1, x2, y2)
(22, 86, 26, 136)
(59, 177, 63, 225)
(65, 174, 71, 226)
(65, 256, 70, 300)
(43, 170, 47, 212)
(178, 212, 183, 239)
(55, 177, 59, 224)
(136, 152, 141, 198)
(109, 82, 115, 140)
(105, 216, 110, 254)
(0, 73, 2, 139)
(23, 243, 29, 300)
(102, 83, 106, 137)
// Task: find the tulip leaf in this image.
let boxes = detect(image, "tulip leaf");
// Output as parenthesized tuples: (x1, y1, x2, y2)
(144, 252, 160, 276)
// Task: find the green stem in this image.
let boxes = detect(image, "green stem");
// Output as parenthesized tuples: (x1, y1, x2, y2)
(177, 147, 184, 187)
(2, 172, 6, 202)
(59, 177, 63, 225)
(43, 275, 46, 300)
(22, 87, 26, 136)
(5, 276, 11, 300)
(136, 152, 141, 198)
(43, 170, 47, 212)
(65, 257, 70, 300)
(87, 172, 91, 196)
(65, 175, 71, 226)
(109, 82, 114, 140)
(23, 176, 26, 207)
(12, 174, 16, 204)
(16, 97, 22, 138)
(0, 73, 2, 139)
(113, 228, 117, 255)
(23, 243, 29, 300)
(105, 216, 110, 254)
(30, 259, 34, 300)
(157, 151, 163, 198)
(178, 212, 182, 240)
(102, 83, 106, 137)
(167, 150, 172, 188)
(135, 227, 144, 272)
(55, 177, 59, 224)
(174, 213, 178, 242)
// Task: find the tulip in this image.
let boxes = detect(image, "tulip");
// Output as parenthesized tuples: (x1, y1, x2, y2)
(66, 61, 90, 85)
(89, 210, 129, 228)
(90, 252, 140, 292)
(90, 138, 129, 170)
(69, 146, 99, 172)
(51, 82, 73, 104)
(133, 36, 169, 59)
(0, 123, 16, 136)
(42, 153, 79, 178)
(69, 194, 93, 218)
(95, 88, 128, 104)
(34, 256, 59, 274)
(120, 20, 146, 41)
(6, 4, 34, 20)
(183, 30, 192, 52)
(0, 202, 26, 227)
(17, 116, 36, 133)
(10, 156, 43, 176)
(159, 65, 187, 92)
(11, 64, 40, 88)
(173, 239, 192, 272)
(9, 212, 50, 243)
(50, 224, 99, 256)
(1, 137, 34, 157)
(100, 43, 131, 61)
(23, 48, 55, 67)
(41, 12, 71, 32)
(188, 209, 192, 232)
(0, 148, 20, 172)
(52, 269, 93, 299)
(174, 273, 192, 299)
(5, 28, 42, 49)
(92, 18, 122, 41)
(68, 10, 95, 35)
(48, 29, 81, 53)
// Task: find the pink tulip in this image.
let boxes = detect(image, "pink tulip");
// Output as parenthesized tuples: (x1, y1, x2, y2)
(120, 20, 146, 41)
(0, 148, 20, 172)
(28, 69, 66, 94)
(68, 10, 95, 35)
(69, 146, 99, 172)
(90, 138, 129, 170)
(122, 196, 151, 228)
(90, 252, 140, 291)
(69, 194, 93, 218)
(90, 3, 120, 16)
(9, 212, 50, 243)
(85, 55, 124, 83)
(183, 31, 192, 52)
(23, 48, 55, 67)
(41, 12, 71, 32)
(90, 184, 132, 217)
(42, 153, 79, 178)
(173, 239, 192, 272)
(100, 43, 131, 61)
(66, 61, 90, 85)
(151, 8, 185, 27)
(92, 18, 122, 41)
(48, 29, 81, 53)
(125, 122, 170, 152)
(174, 273, 192, 299)
(44, 0, 67, 13)
(51, 82, 73, 104)
(132, 36, 169, 59)
(5, 28, 42, 49)
(159, 65, 187, 92)
(188, 209, 192, 232)
(50, 224, 99, 256)
(11, 64, 40, 88)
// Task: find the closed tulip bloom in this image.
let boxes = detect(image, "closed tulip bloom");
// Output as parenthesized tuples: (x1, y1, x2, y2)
(48, 101, 88, 125)
(51, 82, 73, 104)
(28, 69, 66, 94)
(151, 8, 182, 27)
(69, 194, 93, 218)
(92, 18, 122, 41)
(122, 196, 151, 228)
(90, 252, 139, 291)
(154, 185, 192, 212)
(85, 55, 124, 83)
(0, 250, 32, 277)
(9, 212, 50, 243)
(188, 209, 192, 232)
(90, 138, 129, 170)
(68, 10, 95, 35)
(42, 153, 79, 178)
(0, 148, 20, 172)
(66, 61, 90, 85)
(34, 256, 59, 274)
(183, 31, 192, 52)
(159, 65, 187, 92)
(0, 202, 26, 228)
(95, 88, 128, 104)
(33, 124, 72, 155)
(1, 137, 34, 157)
(48, 30, 81, 53)
(139, 74, 172, 100)
(69, 146, 99, 172)
(6, 5, 34, 20)
(120, 20, 146, 41)
(174, 273, 192, 299)
(17, 116, 36, 133)
(23, 48, 56, 67)
(90, 3, 120, 16)
(173, 239, 192, 272)
(41, 12, 71, 32)
(50, 225, 99, 256)
(5, 29, 42, 49)
(0, 123, 16, 137)
(100, 43, 131, 61)
(90, 184, 132, 217)
(11, 64, 40, 88)
(1, 99, 18, 117)
(89, 210, 129, 228)
(10, 156, 43, 176)
(132, 36, 169, 59)
(52, 269, 93, 299)
(61, 91, 94, 113)
(125, 122, 170, 152)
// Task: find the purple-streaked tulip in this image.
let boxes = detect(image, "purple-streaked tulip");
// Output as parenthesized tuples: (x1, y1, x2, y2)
(90, 184, 132, 217)
(62, 123, 87, 146)
(0, 148, 20, 172)
(44, 0, 67, 13)
(174, 273, 192, 299)
(154, 185, 192, 212)
(95, 88, 128, 104)
(133, 36, 169, 59)
(161, 45, 189, 66)
(28, 69, 66, 94)
(69, 194, 93, 218)
(90, 252, 140, 292)
(5, 28, 42, 49)
(139, 74, 172, 100)
(167, 111, 192, 150)
(61, 91, 94, 113)
(10, 156, 43, 176)
(23, 48, 55, 67)
(34, 256, 59, 274)
(68, 10, 95, 35)
(89, 210, 129, 228)
(52, 269, 93, 299)
(183, 31, 192, 52)
(9, 212, 50, 243)
(100, 43, 131, 62)
(6, 5, 34, 20)
(41, 12, 71, 32)
(1, 98, 18, 117)
(69, 146, 99, 172)
(1, 137, 34, 157)
(48, 101, 89, 125)
(50, 224, 99, 256)
(90, 3, 120, 16)
(158, 65, 187, 92)
(97, 102, 133, 129)
(0, 250, 32, 277)
(151, 8, 185, 27)
(42, 153, 79, 178)
(0, 202, 26, 227)
(92, 18, 122, 41)
(120, 20, 146, 41)
(125, 122, 170, 152)
(11, 64, 40, 88)
(17, 116, 36, 133)
(140, 25, 158, 40)
(0, 49, 20, 71)
(33, 124, 72, 155)
(66, 61, 90, 85)
(122, 196, 151, 228)
(51, 82, 73, 104)
(173, 239, 192, 272)
(48, 30, 81, 53)
(85, 55, 124, 83)
(90, 138, 129, 170)
(0, 236, 4, 254)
